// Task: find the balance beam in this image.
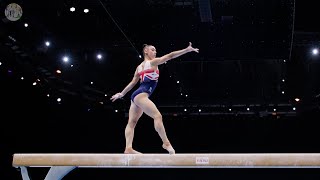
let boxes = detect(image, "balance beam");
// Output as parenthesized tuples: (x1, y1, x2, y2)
(12, 153, 320, 180)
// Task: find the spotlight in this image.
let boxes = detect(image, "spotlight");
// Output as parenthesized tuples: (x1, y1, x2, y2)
(312, 48, 319, 55)
(70, 7, 75, 12)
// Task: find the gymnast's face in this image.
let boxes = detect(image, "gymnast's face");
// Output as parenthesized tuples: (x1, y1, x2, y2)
(144, 45, 157, 59)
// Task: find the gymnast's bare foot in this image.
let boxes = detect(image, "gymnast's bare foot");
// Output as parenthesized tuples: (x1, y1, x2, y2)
(162, 142, 175, 154)
(124, 147, 142, 154)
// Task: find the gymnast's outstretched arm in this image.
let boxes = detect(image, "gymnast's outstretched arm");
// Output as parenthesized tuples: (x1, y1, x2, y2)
(110, 67, 140, 102)
(150, 42, 199, 66)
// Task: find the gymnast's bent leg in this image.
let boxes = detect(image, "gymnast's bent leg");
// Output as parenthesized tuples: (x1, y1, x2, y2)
(133, 93, 175, 154)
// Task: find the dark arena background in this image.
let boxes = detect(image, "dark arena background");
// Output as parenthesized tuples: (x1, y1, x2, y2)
(1, 0, 320, 179)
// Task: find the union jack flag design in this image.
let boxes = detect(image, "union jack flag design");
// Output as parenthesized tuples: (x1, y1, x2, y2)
(138, 61, 159, 82)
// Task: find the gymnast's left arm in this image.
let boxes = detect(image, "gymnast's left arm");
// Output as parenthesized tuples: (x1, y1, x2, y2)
(150, 42, 199, 66)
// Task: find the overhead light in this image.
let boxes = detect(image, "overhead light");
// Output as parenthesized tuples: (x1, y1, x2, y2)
(70, 7, 75, 12)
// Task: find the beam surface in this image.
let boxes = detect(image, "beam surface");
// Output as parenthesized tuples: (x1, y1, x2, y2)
(12, 153, 320, 168)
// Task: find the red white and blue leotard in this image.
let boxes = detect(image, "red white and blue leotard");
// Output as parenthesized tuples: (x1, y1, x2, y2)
(131, 61, 159, 101)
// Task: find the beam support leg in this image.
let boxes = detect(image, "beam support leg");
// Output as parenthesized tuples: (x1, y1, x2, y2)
(44, 166, 76, 180)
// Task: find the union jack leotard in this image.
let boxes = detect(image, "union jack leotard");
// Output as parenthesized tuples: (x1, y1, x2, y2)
(131, 61, 159, 101)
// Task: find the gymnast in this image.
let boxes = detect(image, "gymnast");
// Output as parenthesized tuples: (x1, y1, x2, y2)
(111, 42, 199, 154)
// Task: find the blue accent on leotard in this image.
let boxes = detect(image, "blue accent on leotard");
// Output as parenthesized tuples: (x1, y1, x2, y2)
(131, 81, 157, 102)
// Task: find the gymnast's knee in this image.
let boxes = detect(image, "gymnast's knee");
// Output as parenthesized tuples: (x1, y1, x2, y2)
(128, 118, 138, 128)
(153, 113, 162, 121)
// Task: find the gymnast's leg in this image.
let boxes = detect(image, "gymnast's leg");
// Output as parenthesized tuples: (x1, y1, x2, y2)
(134, 93, 175, 154)
(124, 101, 143, 154)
